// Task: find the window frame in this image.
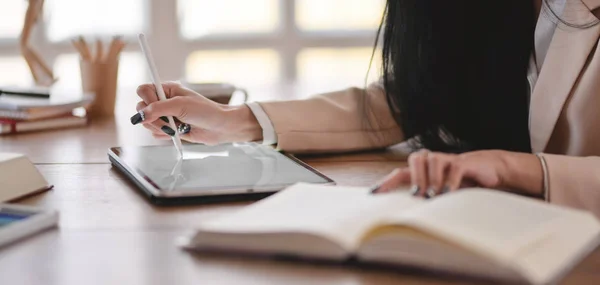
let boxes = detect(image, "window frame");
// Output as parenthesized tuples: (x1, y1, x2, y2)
(0, 0, 380, 85)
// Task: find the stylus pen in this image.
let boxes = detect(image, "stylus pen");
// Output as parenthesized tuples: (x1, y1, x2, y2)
(138, 33, 184, 159)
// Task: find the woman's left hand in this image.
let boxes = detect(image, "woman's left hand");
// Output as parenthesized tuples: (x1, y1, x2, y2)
(372, 150, 544, 198)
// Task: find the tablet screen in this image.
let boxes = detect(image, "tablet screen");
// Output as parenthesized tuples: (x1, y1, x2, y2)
(112, 143, 331, 193)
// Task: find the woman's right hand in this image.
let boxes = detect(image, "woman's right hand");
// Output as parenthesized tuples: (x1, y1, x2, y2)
(132, 81, 263, 145)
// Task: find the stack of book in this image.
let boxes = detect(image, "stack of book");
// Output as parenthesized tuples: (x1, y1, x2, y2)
(0, 87, 94, 135)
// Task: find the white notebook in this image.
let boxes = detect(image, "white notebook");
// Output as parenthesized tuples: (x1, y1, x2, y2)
(0, 93, 93, 120)
(181, 183, 600, 285)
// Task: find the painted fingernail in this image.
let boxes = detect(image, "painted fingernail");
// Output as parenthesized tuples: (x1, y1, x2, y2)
(441, 186, 450, 194)
(178, 123, 191, 134)
(410, 185, 420, 196)
(370, 185, 381, 194)
(425, 187, 437, 199)
(130, 110, 145, 125)
(161, 125, 175, 136)
(160, 116, 169, 123)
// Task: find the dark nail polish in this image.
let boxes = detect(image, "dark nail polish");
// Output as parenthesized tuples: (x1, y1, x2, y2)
(441, 186, 450, 194)
(370, 185, 381, 194)
(161, 125, 175, 136)
(130, 111, 144, 125)
(160, 116, 169, 123)
(410, 186, 420, 196)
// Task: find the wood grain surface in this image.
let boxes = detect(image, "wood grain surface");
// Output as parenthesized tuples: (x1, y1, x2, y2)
(1, 114, 598, 285)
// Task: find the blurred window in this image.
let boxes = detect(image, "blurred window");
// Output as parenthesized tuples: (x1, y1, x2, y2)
(297, 47, 381, 95)
(45, 0, 145, 42)
(0, 0, 382, 100)
(186, 49, 280, 87)
(0, 1, 27, 39)
(0, 57, 33, 86)
(53, 52, 146, 90)
(178, 0, 279, 38)
(296, 0, 384, 31)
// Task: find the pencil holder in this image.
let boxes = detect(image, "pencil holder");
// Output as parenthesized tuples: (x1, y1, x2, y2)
(80, 59, 119, 117)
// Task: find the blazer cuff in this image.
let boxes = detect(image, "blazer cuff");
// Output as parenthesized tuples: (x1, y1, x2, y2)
(246, 102, 277, 145)
(535, 153, 550, 202)
(538, 154, 600, 218)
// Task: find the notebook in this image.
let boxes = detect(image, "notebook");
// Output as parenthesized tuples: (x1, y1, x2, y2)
(0, 153, 51, 202)
(0, 114, 88, 135)
(0, 86, 51, 98)
(180, 183, 600, 285)
(0, 93, 93, 120)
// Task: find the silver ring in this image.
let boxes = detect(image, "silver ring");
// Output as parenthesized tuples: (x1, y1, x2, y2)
(178, 123, 191, 134)
(409, 185, 420, 195)
(426, 187, 437, 198)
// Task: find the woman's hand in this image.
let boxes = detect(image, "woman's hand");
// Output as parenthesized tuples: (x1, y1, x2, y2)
(372, 150, 544, 198)
(131, 82, 262, 144)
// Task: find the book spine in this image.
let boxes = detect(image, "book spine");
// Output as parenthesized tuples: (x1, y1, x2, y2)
(0, 110, 26, 120)
(0, 118, 17, 134)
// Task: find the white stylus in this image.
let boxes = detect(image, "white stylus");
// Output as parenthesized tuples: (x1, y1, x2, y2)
(138, 33, 184, 158)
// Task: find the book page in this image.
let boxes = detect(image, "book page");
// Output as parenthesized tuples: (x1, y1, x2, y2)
(383, 189, 584, 262)
(199, 183, 423, 251)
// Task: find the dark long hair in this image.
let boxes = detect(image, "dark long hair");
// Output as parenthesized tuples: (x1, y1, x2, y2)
(377, 1, 535, 153)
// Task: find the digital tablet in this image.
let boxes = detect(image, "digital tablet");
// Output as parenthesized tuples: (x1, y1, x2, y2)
(108, 143, 334, 205)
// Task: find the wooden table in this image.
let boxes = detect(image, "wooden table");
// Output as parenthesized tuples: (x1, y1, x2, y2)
(1, 114, 598, 285)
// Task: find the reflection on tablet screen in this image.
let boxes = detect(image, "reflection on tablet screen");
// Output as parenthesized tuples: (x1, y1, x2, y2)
(117, 143, 329, 192)
(183, 150, 229, 160)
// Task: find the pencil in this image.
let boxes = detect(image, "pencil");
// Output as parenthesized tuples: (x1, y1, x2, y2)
(106, 36, 124, 62)
(95, 39, 103, 63)
(78, 36, 91, 61)
(105, 36, 118, 62)
(71, 39, 85, 59)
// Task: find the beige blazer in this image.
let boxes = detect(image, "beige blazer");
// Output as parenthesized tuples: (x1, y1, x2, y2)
(258, 0, 600, 217)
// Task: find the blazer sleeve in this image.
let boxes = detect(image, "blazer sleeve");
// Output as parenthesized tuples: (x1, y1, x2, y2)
(542, 154, 600, 218)
(256, 82, 404, 153)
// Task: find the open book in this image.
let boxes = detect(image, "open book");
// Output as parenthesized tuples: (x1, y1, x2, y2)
(181, 183, 600, 285)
